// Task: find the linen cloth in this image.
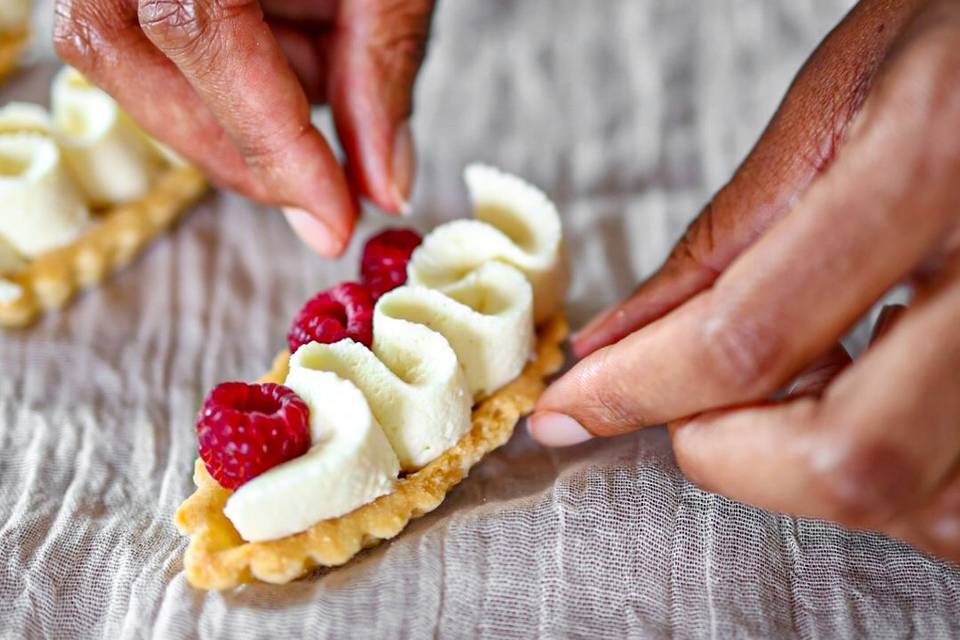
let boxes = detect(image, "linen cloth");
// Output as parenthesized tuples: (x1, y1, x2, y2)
(2, 1, 958, 638)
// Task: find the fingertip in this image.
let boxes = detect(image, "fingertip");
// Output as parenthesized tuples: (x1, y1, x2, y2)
(329, 36, 418, 216)
(667, 414, 728, 489)
(668, 429, 706, 487)
(527, 411, 594, 447)
(666, 417, 694, 440)
(282, 207, 348, 257)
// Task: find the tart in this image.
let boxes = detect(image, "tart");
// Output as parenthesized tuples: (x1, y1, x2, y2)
(176, 165, 569, 589)
(0, 67, 207, 327)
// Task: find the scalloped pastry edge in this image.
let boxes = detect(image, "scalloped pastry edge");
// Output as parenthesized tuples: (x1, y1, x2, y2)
(175, 313, 568, 590)
(0, 164, 207, 327)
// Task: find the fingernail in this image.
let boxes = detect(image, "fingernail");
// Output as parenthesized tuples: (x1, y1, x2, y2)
(527, 411, 593, 447)
(282, 207, 345, 257)
(390, 121, 415, 215)
(571, 306, 624, 350)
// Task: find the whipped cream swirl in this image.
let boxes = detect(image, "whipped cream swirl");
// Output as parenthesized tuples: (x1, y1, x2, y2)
(225, 165, 567, 542)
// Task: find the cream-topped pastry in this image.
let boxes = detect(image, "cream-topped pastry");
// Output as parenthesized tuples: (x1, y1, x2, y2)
(375, 260, 534, 397)
(189, 166, 567, 547)
(51, 67, 164, 207)
(224, 370, 400, 543)
(0, 67, 208, 329)
(0, 133, 90, 257)
(290, 318, 471, 471)
(0, 103, 90, 261)
(0, 70, 172, 265)
(408, 164, 569, 324)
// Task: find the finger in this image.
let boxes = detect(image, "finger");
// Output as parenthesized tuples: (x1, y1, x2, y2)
(531, 19, 960, 442)
(671, 258, 960, 533)
(572, 0, 928, 358)
(785, 343, 851, 397)
(869, 303, 906, 345)
(53, 0, 267, 198)
(892, 469, 960, 563)
(329, 0, 434, 214)
(883, 259, 960, 560)
(138, 0, 357, 255)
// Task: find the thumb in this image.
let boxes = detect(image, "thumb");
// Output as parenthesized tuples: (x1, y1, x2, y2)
(330, 0, 435, 214)
(571, 0, 919, 358)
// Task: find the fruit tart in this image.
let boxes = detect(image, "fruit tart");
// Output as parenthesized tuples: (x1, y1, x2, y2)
(0, 67, 207, 327)
(0, 0, 28, 83)
(176, 165, 570, 589)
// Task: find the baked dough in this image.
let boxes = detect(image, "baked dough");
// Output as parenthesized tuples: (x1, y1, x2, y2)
(0, 70, 208, 327)
(175, 313, 567, 589)
(0, 164, 206, 326)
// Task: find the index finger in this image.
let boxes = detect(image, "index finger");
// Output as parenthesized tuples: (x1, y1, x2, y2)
(530, 15, 960, 440)
(670, 256, 960, 535)
(138, 0, 357, 255)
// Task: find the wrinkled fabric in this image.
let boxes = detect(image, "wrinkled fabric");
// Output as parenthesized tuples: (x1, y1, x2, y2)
(2, 1, 959, 638)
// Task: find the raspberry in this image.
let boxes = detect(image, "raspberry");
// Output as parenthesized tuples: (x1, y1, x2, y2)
(287, 281, 374, 353)
(196, 382, 311, 489)
(360, 227, 422, 300)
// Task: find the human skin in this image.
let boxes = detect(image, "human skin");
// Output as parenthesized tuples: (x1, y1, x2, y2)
(52, 0, 435, 256)
(53, 0, 960, 563)
(530, 0, 960, 563)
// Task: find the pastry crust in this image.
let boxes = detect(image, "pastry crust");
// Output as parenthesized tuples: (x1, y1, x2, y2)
(175, 313, 568, 590)
(0, 28, 27, 84)
(0, 164, 207, 327)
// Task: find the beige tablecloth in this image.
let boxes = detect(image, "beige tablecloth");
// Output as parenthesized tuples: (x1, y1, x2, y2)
(2, 1, 958, 638)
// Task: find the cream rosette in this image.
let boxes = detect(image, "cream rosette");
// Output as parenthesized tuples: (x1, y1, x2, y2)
(219, 166, 567, 543)
(0, 69, 199, 318)
(375, 260, 534, 398)
(224, 370, 400, 543)
(290, 319, 472, 472)
(0, 132, 90, 258)
(0, 68, 175, 270)
(408, 164, 569, 325)
(51, 67, 165, 207)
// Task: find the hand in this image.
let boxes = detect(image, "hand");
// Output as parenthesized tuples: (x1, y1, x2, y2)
(530, 0, 960, 561)
(53, 0, 434, 256)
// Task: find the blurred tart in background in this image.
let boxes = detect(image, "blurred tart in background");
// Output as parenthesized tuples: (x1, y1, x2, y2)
(0, 67, 207, 327)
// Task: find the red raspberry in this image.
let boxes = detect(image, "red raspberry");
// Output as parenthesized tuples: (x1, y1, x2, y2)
(287, 281, 374, 353)
(196, 382, 311, 490)
(360, 227, 422, 300)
